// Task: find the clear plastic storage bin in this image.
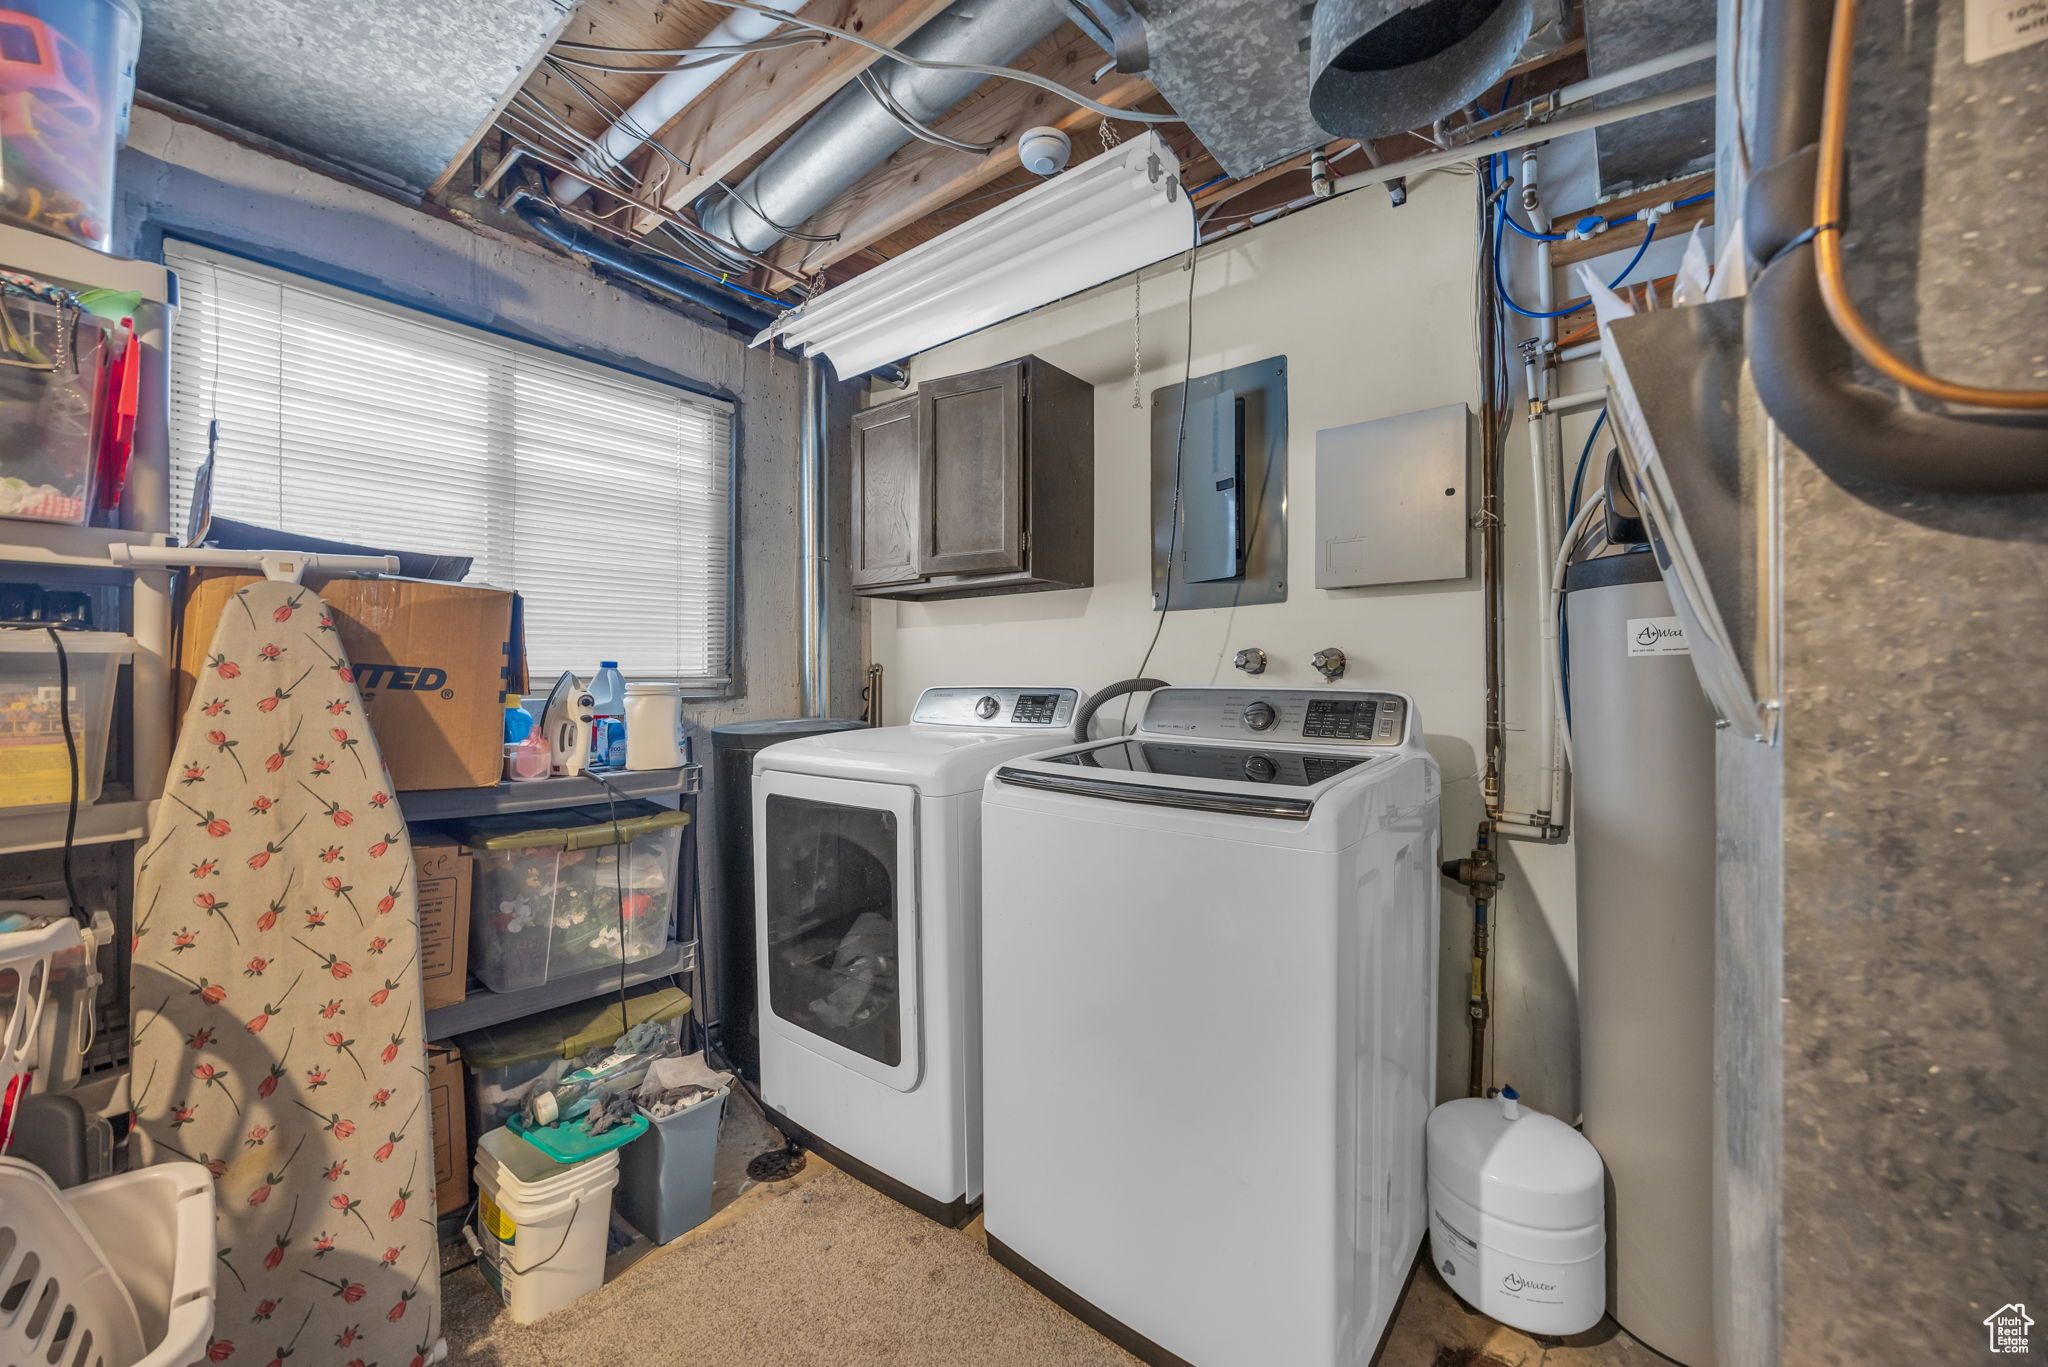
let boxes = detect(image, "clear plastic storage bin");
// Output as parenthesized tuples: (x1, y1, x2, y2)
(451, 800, 687, 993)
(457, 984, 692, 1138)
(0, 630, 130, 808)
(0, 0, 143, 252)
(0, 303, 109, 526)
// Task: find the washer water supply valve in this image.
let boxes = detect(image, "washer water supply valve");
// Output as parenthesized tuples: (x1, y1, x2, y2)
(1311, 647, 1347, 682)
(1233, 647, 1268, 675)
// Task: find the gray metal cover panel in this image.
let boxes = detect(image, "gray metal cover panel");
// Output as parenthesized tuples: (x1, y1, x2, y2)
(135, 0, 571, 191)
(1313, 403, 1470, 588)
(1130, 0, 1330, 177)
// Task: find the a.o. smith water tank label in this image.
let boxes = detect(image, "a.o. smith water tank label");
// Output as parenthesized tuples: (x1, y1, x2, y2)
(1627, 616, 1690, 657)
(1965, 0, 2048, 63)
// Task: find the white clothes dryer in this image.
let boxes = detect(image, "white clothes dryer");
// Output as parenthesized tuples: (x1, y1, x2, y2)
(980, 686, 1440, 1367)
(752, 686, 1081, 1224)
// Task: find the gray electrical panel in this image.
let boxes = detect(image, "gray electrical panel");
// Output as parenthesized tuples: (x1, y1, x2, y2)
(1152, 357, 1287, 610)
(1314, 403, 1471, 588)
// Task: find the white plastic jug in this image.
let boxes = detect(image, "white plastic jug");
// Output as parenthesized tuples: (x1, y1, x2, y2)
(624, 686, 686, 770)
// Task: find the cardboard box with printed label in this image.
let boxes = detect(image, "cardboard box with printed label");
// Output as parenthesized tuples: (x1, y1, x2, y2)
(413, 832, 472, 1011)
(427, 1040, 469, 1216)
(176, 572, 525, 791)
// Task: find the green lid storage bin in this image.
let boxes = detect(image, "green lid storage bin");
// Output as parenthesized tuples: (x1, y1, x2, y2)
(450, 800, 688, 993)
(458, 984, 692, 1137)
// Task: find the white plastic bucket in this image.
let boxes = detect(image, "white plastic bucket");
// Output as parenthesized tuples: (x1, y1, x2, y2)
(473, 1127, 619, 1323)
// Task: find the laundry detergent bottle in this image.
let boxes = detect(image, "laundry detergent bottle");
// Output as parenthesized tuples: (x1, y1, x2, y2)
(587, 662, 627, 768)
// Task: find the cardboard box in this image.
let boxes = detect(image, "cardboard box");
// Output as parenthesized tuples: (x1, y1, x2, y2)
(413, 832, 472, 1011)
(176, 571, 524, 790)
(427, 1041, 470, 1216)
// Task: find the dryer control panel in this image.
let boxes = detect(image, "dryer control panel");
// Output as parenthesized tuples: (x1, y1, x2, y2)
(1137, 688, 1412, 747)
(913, 686, 1080, 728)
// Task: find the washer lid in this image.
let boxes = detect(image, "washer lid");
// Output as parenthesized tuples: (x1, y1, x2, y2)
(1045, 737, 1373, 791)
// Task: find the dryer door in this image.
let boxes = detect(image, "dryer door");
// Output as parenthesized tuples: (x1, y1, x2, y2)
(754, 770, 922, 1091)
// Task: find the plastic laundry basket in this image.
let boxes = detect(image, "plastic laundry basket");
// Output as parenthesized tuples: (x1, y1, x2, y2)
(473, 1126, 619, 1323)
(0, 909, 110, 1149)
(0, 1157, 216, 1367)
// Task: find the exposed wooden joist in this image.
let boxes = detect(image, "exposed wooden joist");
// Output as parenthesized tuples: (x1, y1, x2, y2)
(631, 0, 958, 224)
(1548, 273, 1679, 336)
(1547, 171, 1713, 268)
(758, 28, 1154, 284)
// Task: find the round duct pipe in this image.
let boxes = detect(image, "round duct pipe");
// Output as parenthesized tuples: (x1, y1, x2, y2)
(1309, 0, 1534, 142)
(696, 0, 1068, 260)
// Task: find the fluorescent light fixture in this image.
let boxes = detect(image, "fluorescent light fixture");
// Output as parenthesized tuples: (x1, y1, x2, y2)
(755, 131, 1196, 378)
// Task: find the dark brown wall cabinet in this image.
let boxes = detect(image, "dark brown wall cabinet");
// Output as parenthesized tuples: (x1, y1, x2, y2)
(850, 356, 1093, 600)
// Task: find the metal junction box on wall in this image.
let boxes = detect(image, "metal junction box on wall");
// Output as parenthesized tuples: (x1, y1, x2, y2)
(1314, 403, 1471, 589)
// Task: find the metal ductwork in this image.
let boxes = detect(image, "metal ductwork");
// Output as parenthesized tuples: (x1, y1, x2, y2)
(1308, 0, 1534, 142)
(697, 0, 1071, 260)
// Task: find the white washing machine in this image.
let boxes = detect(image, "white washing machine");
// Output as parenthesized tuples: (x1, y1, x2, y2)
(752, 685, 1081, 1224)
(980, 687, 1440, 1367)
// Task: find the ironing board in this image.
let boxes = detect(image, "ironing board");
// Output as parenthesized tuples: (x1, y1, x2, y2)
(132, 579, 441, 1367)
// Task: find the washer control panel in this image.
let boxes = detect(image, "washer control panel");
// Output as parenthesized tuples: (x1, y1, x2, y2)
(1138, 688, 1411, 747)
(913, 686, 1080, 728)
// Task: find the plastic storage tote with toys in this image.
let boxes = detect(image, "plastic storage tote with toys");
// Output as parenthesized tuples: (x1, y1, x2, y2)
(447, 799, 687, 993)
(456, 983, 693, 1137)
(0, 0, 142, 252)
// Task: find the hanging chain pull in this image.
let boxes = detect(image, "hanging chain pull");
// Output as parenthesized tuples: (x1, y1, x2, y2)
(1130, 267, 1143, 409)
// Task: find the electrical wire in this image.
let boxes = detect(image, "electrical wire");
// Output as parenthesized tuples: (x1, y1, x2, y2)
(44, 628, 84, 926)
(541, 58, 697, 179)
(538, 192, 794, 306)
(589, 770, 636, 1039)
(856, 69, 996, 154)
(546, 33, 828, 74)
(1567, 407, 1608, 520)
(712, 177, 841, 244)
(504, 94, 641, 190)
(670, 0, 1184, 124)
(553, 34, 831, 57)
(1123, 248, 1202, 732)
(1812, 0, 2048, 409)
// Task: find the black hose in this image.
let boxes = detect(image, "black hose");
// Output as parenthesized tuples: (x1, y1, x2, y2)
(513, 193, 780, 332)
(1071, 678, 1169, 743)
(1742, 0, 2048, 494)
(511, 195, 910, 388)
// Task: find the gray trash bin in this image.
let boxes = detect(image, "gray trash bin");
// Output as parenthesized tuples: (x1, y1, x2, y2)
(616, 1054, 732, 1244)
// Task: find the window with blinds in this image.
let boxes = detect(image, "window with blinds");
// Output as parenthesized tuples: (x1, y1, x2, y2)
(163, 239, 736, 688)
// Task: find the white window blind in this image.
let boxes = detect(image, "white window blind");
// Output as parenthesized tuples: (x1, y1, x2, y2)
(163, 239, 735, 687)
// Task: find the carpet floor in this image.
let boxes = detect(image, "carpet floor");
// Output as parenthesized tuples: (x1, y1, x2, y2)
(444, 1160, 1666, 1367)
(443, 1163, 1140, 1367)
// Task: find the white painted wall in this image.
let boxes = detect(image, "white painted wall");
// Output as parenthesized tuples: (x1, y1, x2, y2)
(862, 172, 1589, 1114)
